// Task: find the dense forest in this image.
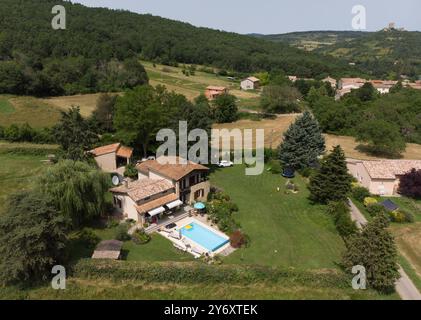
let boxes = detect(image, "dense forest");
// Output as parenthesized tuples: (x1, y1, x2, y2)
(0, 0, 358, 96)
(257, 30, 421, 79)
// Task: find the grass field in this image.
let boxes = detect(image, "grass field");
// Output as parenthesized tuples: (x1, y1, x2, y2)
(211, 165, 344, 269)
(213, 116, 421, 160)
(142, 60, 261, 110)
(0, 141, 58, 213)
(0, 276, 398, 300)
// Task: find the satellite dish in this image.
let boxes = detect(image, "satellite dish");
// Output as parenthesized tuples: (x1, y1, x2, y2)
(112, 175, 120, 186)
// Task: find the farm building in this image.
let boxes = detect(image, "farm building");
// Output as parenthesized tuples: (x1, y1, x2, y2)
(346, 159, 421, 196)
(89, 143, 133, 174)
(240, 77, 260, 90)
(205, 86, 228, 100)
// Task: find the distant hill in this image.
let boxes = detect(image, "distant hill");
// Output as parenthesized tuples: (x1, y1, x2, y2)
(251, 31, 368, 51)
(254, 30, 421, 79)
(0, 0, 359, 96)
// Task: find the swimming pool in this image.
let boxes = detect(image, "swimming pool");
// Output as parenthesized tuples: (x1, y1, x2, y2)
(180, 221, 229, 252)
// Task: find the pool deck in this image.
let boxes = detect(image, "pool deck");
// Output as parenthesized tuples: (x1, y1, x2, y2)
(157, 216, 234, 258)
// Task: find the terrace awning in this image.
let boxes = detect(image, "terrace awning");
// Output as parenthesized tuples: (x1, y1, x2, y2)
(148, 206, 165, 217)
(166, 199, 183, 209)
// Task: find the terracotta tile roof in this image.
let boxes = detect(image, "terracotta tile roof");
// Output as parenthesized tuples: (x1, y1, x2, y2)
(136, 156, 209, 181)
(247, 76, 260, 82)
(362, 160, 421, 179)
(340, 77, 366, 83)
(110, 179, 174, 202)
(90, 143, 120, 156)
(116, 145, 133, 158)
(90, 143, 133, 158)
(136, 193, 178, 214)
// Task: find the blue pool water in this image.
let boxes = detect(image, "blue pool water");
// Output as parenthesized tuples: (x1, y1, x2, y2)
(180, 222, 229, 252)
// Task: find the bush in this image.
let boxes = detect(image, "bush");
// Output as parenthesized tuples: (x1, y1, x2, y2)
(132, 229, 151, 245)
(124, 163, 138, 179)
(389, 210, 414, 223)
(352, 186, 371, 203)
(229, 230, 249, 248)
(298, 167, 314, 178)
(76, 228, 100, 249)
(366, 204, 388, 217)
(401, 210, 415, 223)
(115, 223, 131, 241)
(326, 201, 357, 238)
(364, 197, 378, 207)
(106, 217, 120, 229)
(268, 159, 282, 174)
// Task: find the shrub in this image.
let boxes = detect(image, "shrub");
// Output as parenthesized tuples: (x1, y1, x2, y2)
(115, 223, 131, 241)
(76, 228, 100, 249)
(268, 159, 282, 174)
(106, 217, 120, 229)
(124, 163, 138, 179)
(366, 204, 388, 217)
(352, 186, 371, 203)
(229, 230, 249, 248)
(298, 167, 314, 178)
(364, 197, 378, 207)
(398, 169, 421, 199)
(401, 210, 415, 223)
(326, 201, 357, 238)
(389, 210, 414, 223)
(132, 230, 151, 245)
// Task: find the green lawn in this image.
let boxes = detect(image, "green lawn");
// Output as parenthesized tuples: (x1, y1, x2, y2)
(210, 165, 345, 269)
(0, 97, 15, 114)
(0, 152, 46, 213)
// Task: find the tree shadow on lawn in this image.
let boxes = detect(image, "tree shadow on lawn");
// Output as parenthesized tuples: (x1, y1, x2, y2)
(356, 144, 403, 159)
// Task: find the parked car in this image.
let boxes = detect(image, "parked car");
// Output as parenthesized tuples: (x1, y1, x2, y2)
(217, 160, 234, 168)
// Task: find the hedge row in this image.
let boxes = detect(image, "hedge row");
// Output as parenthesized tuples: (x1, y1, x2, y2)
(72, 259, 351, 289)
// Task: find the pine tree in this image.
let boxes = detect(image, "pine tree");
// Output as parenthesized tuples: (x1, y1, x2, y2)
(308, 145, 352, 203)
(342, 214, 399, 292)
(278, 111, 325, 171)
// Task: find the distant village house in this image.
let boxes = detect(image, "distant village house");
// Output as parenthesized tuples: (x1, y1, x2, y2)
(205, 86, 228, 100)
(240, 76, 260, 90)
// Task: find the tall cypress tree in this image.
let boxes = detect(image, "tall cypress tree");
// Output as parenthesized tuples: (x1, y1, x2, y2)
(308, 145, 352, 203)
(278, 111, 325, 170)
(342, 214, 399, 292)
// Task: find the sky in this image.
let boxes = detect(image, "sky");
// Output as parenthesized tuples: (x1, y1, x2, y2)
(72, 0, 421, 34)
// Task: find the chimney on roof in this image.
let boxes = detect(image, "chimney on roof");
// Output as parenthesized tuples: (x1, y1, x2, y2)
(124, 179, 129, 188)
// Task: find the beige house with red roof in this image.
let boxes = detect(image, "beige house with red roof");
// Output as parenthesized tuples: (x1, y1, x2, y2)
(89, 143, 133, 173)
(137, 156, 210, 204)
(347, 159, 421, 196)
(205, 86, 228, 100)
(110, 178, 179, 224)
(109, 156, 210, 224)
(240, 76, 260, 90)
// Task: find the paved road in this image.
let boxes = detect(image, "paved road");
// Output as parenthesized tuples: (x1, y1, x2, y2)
(348, 198, 421, 300)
